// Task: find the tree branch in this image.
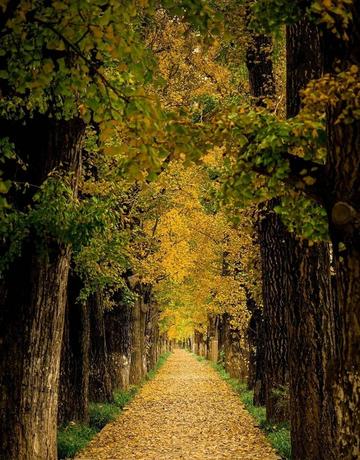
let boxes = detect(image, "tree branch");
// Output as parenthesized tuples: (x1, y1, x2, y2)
(34, 17, 131, 104)
(252, 151, 327, 203)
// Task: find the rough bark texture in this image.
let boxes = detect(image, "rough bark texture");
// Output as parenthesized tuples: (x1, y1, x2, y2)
(258, 202, 291, 423)
(140, 296, 148, 377)
(129, 295, 144, 385)
(252, 309, 266, 406)
(246, 29, 278, 410)
(246, 34, 275, 102)
(145, 300, 160, 372)
(217, 314, 248, 381)
(246, 293, 262, 392)
(286, 19, 338, 459)
(286, 19, 323, 118)
(89, 291, 113, 402)
(207, 315, 219, 364)
(58, 272, 90, 425)
(226, 317, 248, 381)
(0, 117, 84, 460)
(105, 301, 133, 391)
(322, 5, 360, 456)
(288, 241, 337, 459)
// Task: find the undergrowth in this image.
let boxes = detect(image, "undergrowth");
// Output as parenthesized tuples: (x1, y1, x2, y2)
(58, 351, 171, 459)
(195, 354, 291, 460)
(88, 402, 121, 430)
(58, 424, 96, 459)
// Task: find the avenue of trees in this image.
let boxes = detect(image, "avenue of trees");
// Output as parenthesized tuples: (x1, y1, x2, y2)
(0, 1, 359, 459)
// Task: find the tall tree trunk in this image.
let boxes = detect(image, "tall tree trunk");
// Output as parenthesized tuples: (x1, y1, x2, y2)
(286, 18, 339, 460)
(0, 117, 84, 460)
(246, 293, 262, 391)
(246, 29, 284, 413)
(221, 313, 248, 381)
(322, 4, 360, 456)
(89, 291, 113, 402)
(288, 241, 337, 459)
(246, 33, 275, 103)
(105, 301, 133, 390)
(140, 295, 148, 376)
(207, 315, 219, 363)
(252, 309, 266, 406)
(145, 300, 160, 372)
(258, 202, 291, 423)
(129, 295, 144, 385)
(58, 271, 90, 426)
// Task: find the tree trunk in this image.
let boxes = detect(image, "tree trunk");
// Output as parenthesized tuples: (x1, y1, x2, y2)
(129, 296, 144, 385)
(246, 33, 275, 103)
(246, 28, 281, 412)
(253, 309, 266, 406)
(140, 296, 148, 376)
(0, 117, 84, 459)
(221, 314, 248, 381)
(286, 19, 338, 459)
(258, 201, 291, 423)
(145, 301, 160, 372)
(105, 301, 133, 391)
(246, 293, 262, 391)
(207, 315, 219, 363)
(287, 241, 337, 459)
(89, 291, 113, 402)
(58, 271, 90, 426)
(318, 4, 360, 457)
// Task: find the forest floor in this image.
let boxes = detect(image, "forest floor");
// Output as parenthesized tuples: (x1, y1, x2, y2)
(77, 349, 279, 459)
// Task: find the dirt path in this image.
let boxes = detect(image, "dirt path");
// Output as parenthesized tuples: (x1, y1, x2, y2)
(77, 349, 279, 459)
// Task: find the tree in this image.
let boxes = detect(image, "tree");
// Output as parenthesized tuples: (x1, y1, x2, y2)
(216, 1, 359, 455)
(0, 2, 220, 457)
(285, 17, 338, 459)
(245, 23, 290, 422)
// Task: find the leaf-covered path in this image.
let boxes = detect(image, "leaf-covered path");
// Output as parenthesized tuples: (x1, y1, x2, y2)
(77, 350, 279, 459)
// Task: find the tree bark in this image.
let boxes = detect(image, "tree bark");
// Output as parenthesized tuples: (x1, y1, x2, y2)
(129, 295, 144, 385)
(246, 32, 275, 102)
(89, 291, 113, 402)
(286, 19, 338, 459)
(105, 301, 133, 390)
(246, 28, 284, 413)
(288, 241, 337, 459)
(58, 271, 90, 426)
(145, 299, 160, 372)
(323, 5, 360, 454)
(246, 293, 262, 392)
(207, 315, 219, 363)
(258, 202, 291, 423)
(0, 117, 84, 460)
(252, 309, 266, 406)
(222, 313, 248, 381)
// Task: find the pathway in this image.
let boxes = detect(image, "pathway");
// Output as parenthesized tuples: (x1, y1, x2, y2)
(77, 349, 279, 459)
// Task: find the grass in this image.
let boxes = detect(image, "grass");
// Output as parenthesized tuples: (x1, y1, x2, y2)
(58, 424, 96, 460)
(58, 351, 171, 459)
(146, 352, 171, 380)
(194, 354, 291, 460)
(113, 385, 139, 409)
(88, 402, 121, 430)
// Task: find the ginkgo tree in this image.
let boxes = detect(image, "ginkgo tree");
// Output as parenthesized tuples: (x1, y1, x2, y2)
(131, 159, 257, 352)
(0, 2, 222, 459)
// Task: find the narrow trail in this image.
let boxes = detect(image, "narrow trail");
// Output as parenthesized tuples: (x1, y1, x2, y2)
(77, 350, 279, 459)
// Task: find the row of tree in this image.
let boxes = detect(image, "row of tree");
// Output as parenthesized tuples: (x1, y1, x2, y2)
(188, 2, 360, 460)
(0, 1, 359, 459)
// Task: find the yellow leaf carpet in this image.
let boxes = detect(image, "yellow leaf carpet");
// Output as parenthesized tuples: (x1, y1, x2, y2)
(77, 349, 279, 459)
